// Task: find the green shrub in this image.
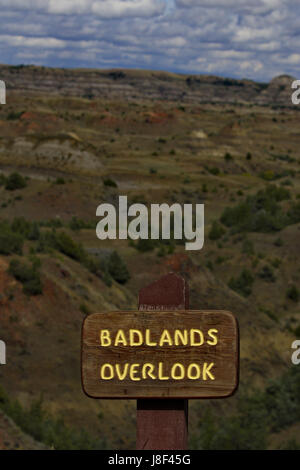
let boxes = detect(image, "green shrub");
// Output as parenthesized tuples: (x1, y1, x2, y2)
(80, 303, 90, 315)
(270, 258, 281, 269)
(28, 222, 40, 241)
(202, 183, 208, 193)
(207, 167, 220, 175)
(221, 184, 291, 233)
(0, 387, 104, 450)
(274, 237, 283, 247)
(294, 325, 300, 337)
(11, 217, 32, 237)
(23, 277, 43, 296)
(54, 231, 86, 262)
(0, 224, 24, 255)
(134, 238, 156, 252)
(228, 269, 254, 297)
(69, 216, 87, 231)
(242, 239, 254, 255)
(107, 251, 130, 284)
(286, 285, 299, 302)
(5, 172, 27, 190)
(260, 170, 276, 181)
(6, 111, 24, 120)
(287, 202, 300, 225)
(0, 174, 7, 186)
(9, 258, 42, 296)
(55, 177, 65, 185)
(40, 218, 63, 228)
(36, 230, 57, 253)
(258, 265, 276, 282)
(103, 178, 117, 188)
(192, 366, 300, 450)
(209, 221, 226, 241)
(224, 152, 233, 161)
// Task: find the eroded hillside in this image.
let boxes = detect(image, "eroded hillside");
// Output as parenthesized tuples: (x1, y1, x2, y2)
(0, 68, 299, 449)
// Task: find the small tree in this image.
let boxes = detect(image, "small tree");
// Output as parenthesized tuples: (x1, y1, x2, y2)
(209, 221, 226, 241)
(107, 251, 130, 284)
(286, 285, 299, 302)
(228, 269, 254, 297)
(5, 172, 27, 191)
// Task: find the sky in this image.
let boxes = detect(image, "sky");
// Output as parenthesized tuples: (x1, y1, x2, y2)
(0, 0, 299, 81)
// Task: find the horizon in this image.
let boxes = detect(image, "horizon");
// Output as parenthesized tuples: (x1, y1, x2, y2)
(0, 62, 296, 84)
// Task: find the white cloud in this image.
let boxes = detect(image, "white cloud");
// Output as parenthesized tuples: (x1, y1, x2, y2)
(48, 0, 91, 14)
(175, 0, 282, 10)
(0, 0, 165, 17)
(92, 0, 165, 18)
(176, 0, 254, 7)
(0, 0, 299, 81)
(0, 35, 66, 49)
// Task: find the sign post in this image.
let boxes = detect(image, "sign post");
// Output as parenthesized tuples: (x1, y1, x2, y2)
(81, 273, 239, 450)
(137, 273, 189, 450)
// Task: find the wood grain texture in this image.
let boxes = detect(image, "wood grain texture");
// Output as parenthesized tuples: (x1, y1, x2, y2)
(137, 272, 189, 450)
(81, 310, 239, 399)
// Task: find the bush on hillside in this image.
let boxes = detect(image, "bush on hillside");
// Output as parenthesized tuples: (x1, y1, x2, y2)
(9, 258, 43, 296)
(107, 251, 130, 284)
(103, 178, 117, 188)
(286, 285, 299, 303)
(5, 172, 27, 191)
(0, 224, 24, 255)
(257, 265, 276, 283)
(193, 366, 300, 450)
(0, 386, 104, 450)
(228, 269, 254, 297)
(209, 221, 226, 241)
(221, 185, 291, 233)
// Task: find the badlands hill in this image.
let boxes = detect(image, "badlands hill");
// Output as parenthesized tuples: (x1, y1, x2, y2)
(0, 64, 299, 449)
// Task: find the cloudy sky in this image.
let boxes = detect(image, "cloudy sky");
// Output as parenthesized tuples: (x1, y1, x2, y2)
(0, 0, 299, 81)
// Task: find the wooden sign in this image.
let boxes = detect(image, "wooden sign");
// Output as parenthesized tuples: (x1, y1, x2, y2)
(81, 310, 239, 399)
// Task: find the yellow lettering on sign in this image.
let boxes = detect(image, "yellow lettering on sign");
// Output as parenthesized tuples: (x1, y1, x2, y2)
(190, 329, 204, 346)
(187, 363, 201, 380)
(207, 329, 218, 346)
(142, 363, 156, 379)
(100, 364, 114, 380)
(115, 363, 129, 380)
(98, 362, 217, 381)
(171, 363, 185, 380)
(100, 330, 111, 346)
(130, 330, 143, 346)
(174, 329, 188, 346)
(145, 329, 157, 346)
(158, 362, 169, 380)
(130, 364, 141, 381)
(203, 362, 215, 380)
(159, 329, 173, 346)
(115, 330, 127, 346)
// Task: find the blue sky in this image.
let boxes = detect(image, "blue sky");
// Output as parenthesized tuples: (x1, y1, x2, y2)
(0, 0, 299, 81)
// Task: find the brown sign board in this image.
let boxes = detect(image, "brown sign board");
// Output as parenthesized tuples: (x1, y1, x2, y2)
(81, 310, 239, 399)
